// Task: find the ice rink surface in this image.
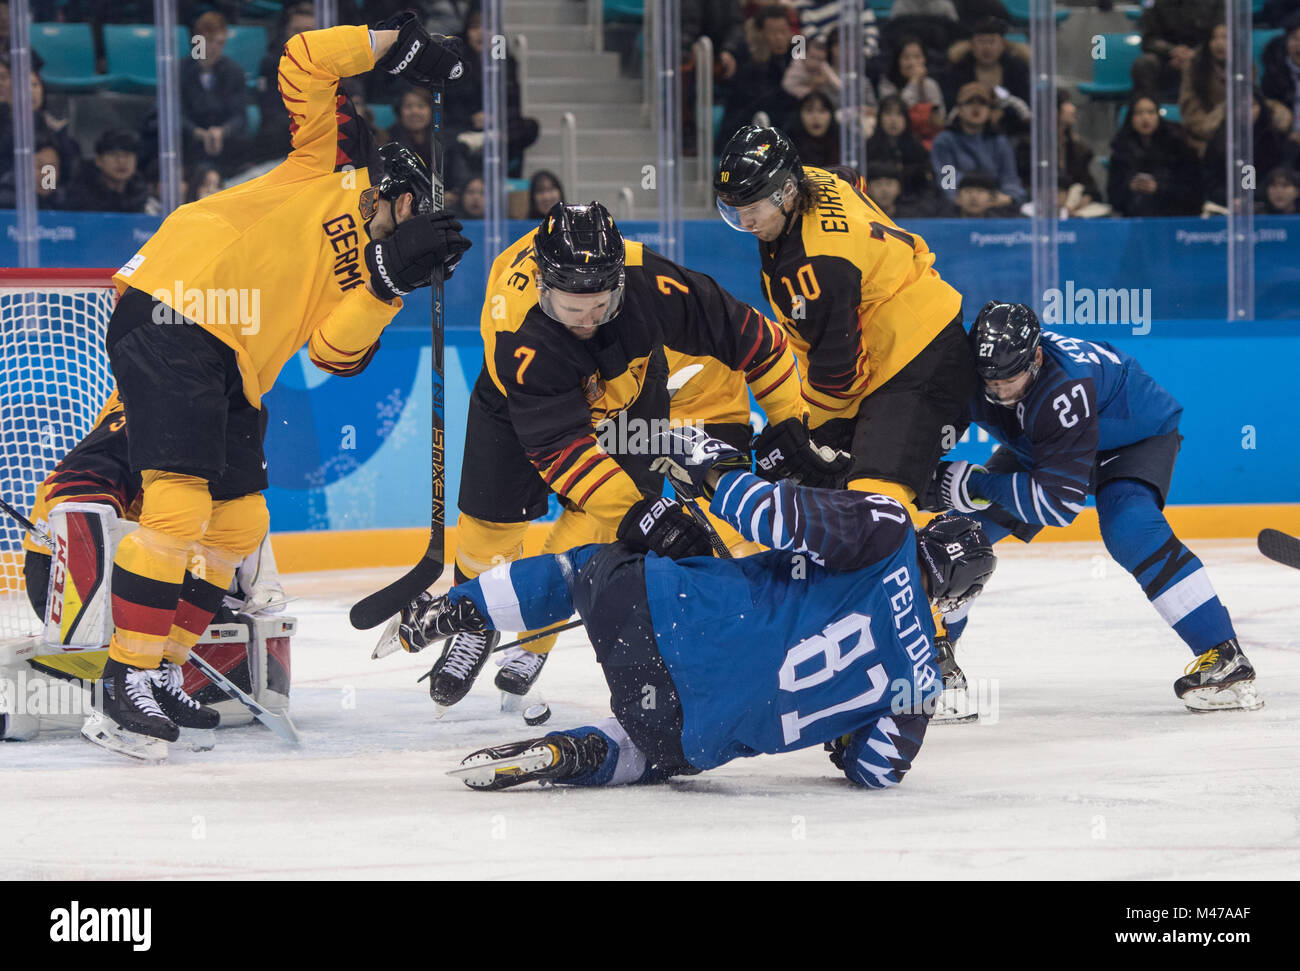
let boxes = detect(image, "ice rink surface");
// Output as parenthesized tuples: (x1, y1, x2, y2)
(2, 538, 1297, 881)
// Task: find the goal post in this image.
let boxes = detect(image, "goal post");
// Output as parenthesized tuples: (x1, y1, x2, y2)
(0, 268, 118, 641)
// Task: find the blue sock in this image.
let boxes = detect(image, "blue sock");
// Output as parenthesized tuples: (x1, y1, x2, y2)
(1097, 480, 1235, 654)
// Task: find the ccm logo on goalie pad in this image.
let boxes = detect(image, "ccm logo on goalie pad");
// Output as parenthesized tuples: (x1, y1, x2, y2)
(390, 38, 422, 74)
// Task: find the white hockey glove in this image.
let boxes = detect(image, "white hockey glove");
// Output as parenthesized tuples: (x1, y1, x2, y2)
(934, 460, 991, 514)
(650, 425, 750, 500)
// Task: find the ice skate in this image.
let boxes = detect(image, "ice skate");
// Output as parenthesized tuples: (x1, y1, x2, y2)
(1175, 639, 1263, 712)
(932, 637, 978, 724)
(81, 658, 178, 763)
(449, 731, 608, 790)
(495, 646, 548, 696)
(151, 660, 220, 751)
(426, 629, 501, 710)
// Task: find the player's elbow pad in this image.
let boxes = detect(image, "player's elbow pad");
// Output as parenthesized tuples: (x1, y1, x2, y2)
(309, 338, 380, 377)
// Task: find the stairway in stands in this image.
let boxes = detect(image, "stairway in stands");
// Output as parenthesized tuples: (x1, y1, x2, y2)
(506, 0, 711, 220)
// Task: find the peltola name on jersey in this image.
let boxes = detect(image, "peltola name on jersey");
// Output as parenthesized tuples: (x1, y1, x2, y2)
(49, 901, 151, 951)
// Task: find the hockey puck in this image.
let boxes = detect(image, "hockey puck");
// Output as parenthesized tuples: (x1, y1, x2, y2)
(523, 702, 551, 726)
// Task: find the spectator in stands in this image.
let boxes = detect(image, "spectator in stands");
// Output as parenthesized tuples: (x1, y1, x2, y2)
(788, 91, 840, 167)
(1178, 24, 1227, 158)
(1107, 94, 1203, 217)
(1058, 89, 1101, 204)
(865, 160, 905, 218)
(65, 128, 149, 213)
(949, 170, 1017, 217)
(1260, 14, 1300, 145)
(0, 55, 83, 185)
(344, 78, 387, 141)
(445, 3, 539, 178)
(453, 175, 486, 220)
(823, 26, 879, 126)
(187, 163, 222, 203)
(790, 1, 881, 63)
(867, 94, 936, 201)
(527, 170, 565, 220)
(942, 16, 1028, 110)
(1131, 0, 1224, 103)
(1202, 90, 1296, 208)
(884, 1, 962, 62)
(252, 2, 317, 164)
(1261, 165, 1299, 214)
(720, 4, 802, 142)
(683, 0, 745, 154)
(180, 11, 250, 177)
(877, 36, 946, 145)
(930, 80, 1024, 205)
(0, 136, 68, 209)
(392, 87, 439, 169)
(782, 35, 839, 101)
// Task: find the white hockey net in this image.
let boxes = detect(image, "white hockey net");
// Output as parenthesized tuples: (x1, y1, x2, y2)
(0, 269, 117, 641)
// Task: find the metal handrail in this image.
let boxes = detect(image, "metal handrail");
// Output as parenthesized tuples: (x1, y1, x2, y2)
(513, 34, 529, 115)
(562, 112, 579, 203)
(618, 186, 635, 221)
(642, 0, 653, 116)
(694, 36, 713, 198)
(589, 0, 604, 53)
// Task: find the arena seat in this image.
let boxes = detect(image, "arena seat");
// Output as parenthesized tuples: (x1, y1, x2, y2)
(31, 22, 114, 92)
(1078, 32, 1143, 99)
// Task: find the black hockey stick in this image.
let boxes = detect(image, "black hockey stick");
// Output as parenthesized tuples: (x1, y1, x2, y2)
(351, 84, 448, 630)
(1258, 529, 1300, 570)
(672, 481, 733, 559)
(0, 495, 53, 550)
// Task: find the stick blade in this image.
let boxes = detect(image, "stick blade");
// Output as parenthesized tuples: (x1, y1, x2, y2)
(1258, 529, 1300, 570)
(350, 555, 444, 630)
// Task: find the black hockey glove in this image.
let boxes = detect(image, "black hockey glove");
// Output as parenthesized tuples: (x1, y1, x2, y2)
(365, 211, 470, 301)
(824, 733, 851, 771)
(373, 10, 468, 87)
(617, 496, 715, 560)
(650, 425, 750, 501)
(752, 418, 852, 488)
(397, 591, 488, 653)
(930, 460, 991, 514)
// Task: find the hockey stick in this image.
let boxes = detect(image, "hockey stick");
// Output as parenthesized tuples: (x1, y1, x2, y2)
(186, 651, 301, 745)
(672, 481, 733, 559)
(0, 495, 53, 550)
(1258, 529, 1300, 570)
(351, 83, 448, 631)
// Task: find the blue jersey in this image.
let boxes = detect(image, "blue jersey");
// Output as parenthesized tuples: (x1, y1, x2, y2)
(967, 331, 1182, 527)
(454, 471, 940, 788)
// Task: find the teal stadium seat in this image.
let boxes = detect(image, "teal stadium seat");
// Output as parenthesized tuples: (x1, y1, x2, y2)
(1254, 28, 1282, 77)
(103, 24, 163, 92)
(604, 0, 643, 22)
(869, 0, 893, 16)
(31, 22, 114, 91)
(1078, 32, 1143, 98)
(220, 25, 269, 89)
(369, 102, 395, 132)
(1000, 1, 1070, 26)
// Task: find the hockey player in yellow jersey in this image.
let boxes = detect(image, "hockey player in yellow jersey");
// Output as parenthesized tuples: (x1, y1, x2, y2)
(90, 11, 472, 760)
(713, 126, 977, 517)
(385, 202, 825, 709)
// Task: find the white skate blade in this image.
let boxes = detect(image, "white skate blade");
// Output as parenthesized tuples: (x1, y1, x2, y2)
(180, 727, 216, 752)
(500, 690, 528, 714)
(80, 711, 168, 764)
(1182, 679, 1264, 712)
(372, 614, 403, 659)
(433, 703, 451, 720)
(447, 745, 556, 789)
(932, 686, 979, 724)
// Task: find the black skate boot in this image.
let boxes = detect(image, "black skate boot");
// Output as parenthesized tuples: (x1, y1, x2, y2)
(1175, 639, 1263, 712)
(82, 658, 179, 762)
(450, 731, 609, 790)
(932, 636, 978, 724)
(494, 647, 548, 696)
(427, 629, 501, 709)
(152, 660, 220, 750)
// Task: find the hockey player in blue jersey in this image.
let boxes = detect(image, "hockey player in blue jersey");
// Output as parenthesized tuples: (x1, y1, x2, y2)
(391, 426, 996, 790)
(926, 301, 1262, 715)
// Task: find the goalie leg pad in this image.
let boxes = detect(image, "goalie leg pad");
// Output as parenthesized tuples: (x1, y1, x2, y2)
(44, 502, 118, 650)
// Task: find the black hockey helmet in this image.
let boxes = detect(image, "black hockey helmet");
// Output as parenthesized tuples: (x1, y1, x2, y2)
(713, 125, 803, 230)
(362, 142, 439, 222)
(916, 514, 997, 613)
(533, 201, 627, 325)
(970, 301, 1042, 405)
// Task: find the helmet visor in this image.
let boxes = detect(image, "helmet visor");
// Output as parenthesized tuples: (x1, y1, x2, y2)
(716, 184, 789, 233)
(537, 272, 626, 331)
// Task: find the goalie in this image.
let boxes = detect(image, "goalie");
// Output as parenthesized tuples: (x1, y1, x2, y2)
(90, 12, 471, 759)
(0, 388, 286, 743)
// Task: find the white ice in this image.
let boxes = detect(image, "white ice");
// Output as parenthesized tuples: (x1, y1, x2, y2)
(2, 538, 1298, 880)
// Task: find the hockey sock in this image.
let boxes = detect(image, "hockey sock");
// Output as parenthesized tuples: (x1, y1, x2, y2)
(553, 717, 649, 787)
(453, 514, 528, 584)
(1097, 479, 1236, 653)
(162, 545, 241, 664)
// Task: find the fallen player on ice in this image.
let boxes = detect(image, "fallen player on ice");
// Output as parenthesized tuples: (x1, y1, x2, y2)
(388, 426, 997, 791)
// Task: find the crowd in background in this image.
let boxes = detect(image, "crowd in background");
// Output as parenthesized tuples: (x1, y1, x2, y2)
(0, 0, 541, 214)
(690, 0, 1300, 217)
(1, 0, 1299, 218)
